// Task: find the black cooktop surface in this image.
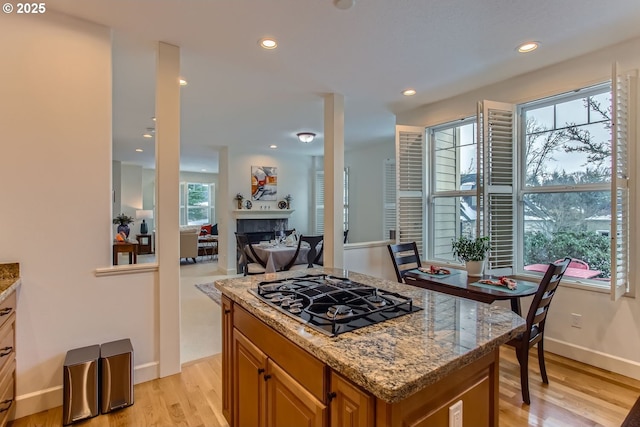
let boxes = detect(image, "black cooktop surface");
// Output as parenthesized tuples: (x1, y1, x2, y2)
(249, 274, 421, 336)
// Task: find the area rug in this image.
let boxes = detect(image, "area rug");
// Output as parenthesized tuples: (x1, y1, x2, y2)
(195, 283, 221, 305)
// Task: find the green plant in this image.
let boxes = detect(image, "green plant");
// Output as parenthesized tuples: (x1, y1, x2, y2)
(113, 213, 135, 225)
(451, 236, 490, 262)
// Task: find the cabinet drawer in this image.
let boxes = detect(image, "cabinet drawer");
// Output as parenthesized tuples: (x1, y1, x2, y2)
(0, 293, 15, 331)
(0, 315, 14, 376)
(0, 359, 15, 427)
(234, 305, 327, 402)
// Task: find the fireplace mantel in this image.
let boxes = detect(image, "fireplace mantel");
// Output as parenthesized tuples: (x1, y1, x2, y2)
(233, 209, 295, 220)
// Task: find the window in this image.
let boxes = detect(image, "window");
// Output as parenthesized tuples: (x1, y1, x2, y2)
(397, 66, 634, 298)
(314, 168, 349, 235)
(180, 182, 215, 226)
(520, 85, 612, 283)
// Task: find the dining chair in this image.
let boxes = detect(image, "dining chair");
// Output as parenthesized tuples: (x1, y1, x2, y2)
(387, 242, 422, 283)
(506, 257, 571, 405)
(285, 235, 324, 271)
(343, 229, 349, 244)
(235, 233, 267, 275)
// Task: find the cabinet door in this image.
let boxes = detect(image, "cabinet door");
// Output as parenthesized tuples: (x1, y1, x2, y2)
(222, 296, 233, 423)
(233, 329, 268, 427)
(329, 371, 374, 427)
(266, 360, 326, 427)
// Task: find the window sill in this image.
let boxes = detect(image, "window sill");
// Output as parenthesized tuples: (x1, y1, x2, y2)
(95, 263, 158, 277)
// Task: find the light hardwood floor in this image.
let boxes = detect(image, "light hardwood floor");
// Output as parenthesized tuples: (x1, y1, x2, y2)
(11, 348, 640, 427)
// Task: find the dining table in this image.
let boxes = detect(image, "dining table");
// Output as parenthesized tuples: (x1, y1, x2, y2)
(403, 268, 540, 316)
(251, 243, 310, 273)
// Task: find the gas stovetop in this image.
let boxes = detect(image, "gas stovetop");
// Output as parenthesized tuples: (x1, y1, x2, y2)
(249, 274, 421, 336)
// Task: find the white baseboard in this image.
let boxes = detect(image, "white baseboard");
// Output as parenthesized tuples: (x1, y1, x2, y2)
(14, 361, 160, 420)
(545, 338, 640, 380)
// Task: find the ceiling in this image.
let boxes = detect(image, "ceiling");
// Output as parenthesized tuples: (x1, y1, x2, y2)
(49, 0, 640, 173)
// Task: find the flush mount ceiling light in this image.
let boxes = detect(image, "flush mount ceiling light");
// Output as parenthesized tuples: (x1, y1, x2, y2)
(402, 88, 417, 96)
(517, 41, 539, 53)
(297, 132, 316, 144)
(334, 0, 355, 10)
(259, 38, 278, 49)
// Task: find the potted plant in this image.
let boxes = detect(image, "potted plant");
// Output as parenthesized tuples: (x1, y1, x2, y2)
(451, 235, 490, 277)
(113, 213, 135, 238)
(235, 193, 244, 209)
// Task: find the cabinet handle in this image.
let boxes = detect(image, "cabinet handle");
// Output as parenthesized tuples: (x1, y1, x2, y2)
(263, 374, 272, 381)
(0, 346, 12, 357)
(0, 399, 12, 413)
(0, 308, 11, 317)
(224, 309, 231, 314)
(327, 392, 337, 402)
(257, 368, 265, 374)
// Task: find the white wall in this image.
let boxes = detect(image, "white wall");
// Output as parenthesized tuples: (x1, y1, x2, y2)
(0, 13, 159, 418)
(345, 141, 395, 243)
(398, 36, 640, 379)
(344, 241, 397, 282)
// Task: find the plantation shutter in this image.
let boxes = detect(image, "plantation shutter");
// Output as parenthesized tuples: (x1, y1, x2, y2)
(383, 158, 396, 240)
(315, 171, 325, 234)
(477, 101, 516, 276)
(396, 125, 425, 256)
(610, 63, 636, 300)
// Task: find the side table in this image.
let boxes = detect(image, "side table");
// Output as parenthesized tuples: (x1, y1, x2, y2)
(113, 242, 138, 265)
(136, 234, 153, 255)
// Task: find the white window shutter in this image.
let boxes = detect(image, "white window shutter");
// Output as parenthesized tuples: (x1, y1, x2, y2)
(477, 101, 516, 276)
(383, 159, 396, 240)
(396, 126, 425, 256)
(315, 171, 325, 234)
(610, 63, 636, 300)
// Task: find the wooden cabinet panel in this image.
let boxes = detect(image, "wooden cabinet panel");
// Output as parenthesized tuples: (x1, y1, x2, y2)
(222, 295, 233, 423)
(329, 371, 374, 427)
(233, 329, 268, 427)
(266, 360, 326, 427)
(0, 293, 15, 331)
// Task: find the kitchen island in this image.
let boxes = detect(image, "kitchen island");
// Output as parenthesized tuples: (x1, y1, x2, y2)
(216, 267, 525, 427)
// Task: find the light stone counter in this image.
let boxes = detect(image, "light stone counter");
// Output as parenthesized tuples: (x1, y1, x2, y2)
(0, 262, 20, 304)
(216, 267, 526, 403)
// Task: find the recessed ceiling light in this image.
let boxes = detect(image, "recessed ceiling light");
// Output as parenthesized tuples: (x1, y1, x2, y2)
(402, 89, 417, 96)
(201, 169, 207, 172)
(143, 133, 153, 138)
(270, 144, 277, 149)
(179, 78, 188, 86)
(151, 117, 156, 121)
(517, 41, 539, 53)
(136, 148, 143, 152)
(259, 38, 278, 49)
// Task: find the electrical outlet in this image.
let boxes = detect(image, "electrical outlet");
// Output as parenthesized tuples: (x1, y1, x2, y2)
(449, 400, 463, 427)
(571, 313, 582, 328)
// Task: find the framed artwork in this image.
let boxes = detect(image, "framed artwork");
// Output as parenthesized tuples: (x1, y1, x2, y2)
(251, 166, 278, 201)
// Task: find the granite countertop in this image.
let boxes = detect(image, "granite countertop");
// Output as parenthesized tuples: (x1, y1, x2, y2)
(215, 267, 526, 403)
(0, 262, 20, 304)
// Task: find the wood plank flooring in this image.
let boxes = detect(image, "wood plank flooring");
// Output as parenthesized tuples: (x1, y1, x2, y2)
(11, 348, 640, 427)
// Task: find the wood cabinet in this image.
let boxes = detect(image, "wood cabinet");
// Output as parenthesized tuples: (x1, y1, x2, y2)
(328, 371, 374, 427)
(0, 291, 16, 427)
(221, 295, 233, 423)
(222, 299, 499, 427)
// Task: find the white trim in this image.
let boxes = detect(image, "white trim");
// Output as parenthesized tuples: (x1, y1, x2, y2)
(95, 263, 158, 277)
(545, 337, 640, 381)
(232, 209, 295, 219)
(343, 240, 393, 250)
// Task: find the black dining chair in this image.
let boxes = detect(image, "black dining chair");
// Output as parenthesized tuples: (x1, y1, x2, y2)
(285, 235, 324, 271)
(506, 257, 571, 405)
(235, 233, 267, 276)
(387, 242, 422, 283)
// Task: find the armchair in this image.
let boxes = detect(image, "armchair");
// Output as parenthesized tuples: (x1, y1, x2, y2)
(180, 228, 199, 263)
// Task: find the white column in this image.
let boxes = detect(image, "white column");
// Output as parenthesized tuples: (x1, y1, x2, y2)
(324, 93, 345, 268)
(156, 41, 181, 377)
(218, 146, 235, 274)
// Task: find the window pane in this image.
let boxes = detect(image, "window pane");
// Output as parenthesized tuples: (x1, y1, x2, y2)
(188, 207, 209, 225)
(523, 191, 610, 280)
(432, 196, 477, 261)
(434, 123, 476, 192)
(525, 91, 611, 188)
(527, 105, 554, 129)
